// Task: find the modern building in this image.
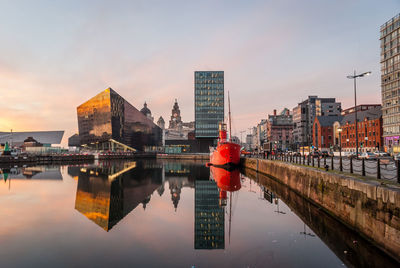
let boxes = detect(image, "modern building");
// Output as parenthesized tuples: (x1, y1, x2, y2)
(265, 109, 293, 151)
(381, 14, 400, 153)
(292, 96, 341, 149)
(312, 115, 343, 151)
(0, 131, 64, 147)
(68, 134, 80, 147)
(194, 180, 225, 250)
(339, 106, 383, 152)
(252, 119, 267, 152)
(341, 104, 381, 116)
(76, 88, 162, 151)
(245, 134, 253, 151)
(194, 71, 224, 144)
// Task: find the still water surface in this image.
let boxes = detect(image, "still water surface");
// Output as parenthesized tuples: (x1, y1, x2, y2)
(0, 160, 397, 267)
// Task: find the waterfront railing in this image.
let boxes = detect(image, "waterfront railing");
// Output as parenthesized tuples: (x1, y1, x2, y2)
(245, 153, 400, 184)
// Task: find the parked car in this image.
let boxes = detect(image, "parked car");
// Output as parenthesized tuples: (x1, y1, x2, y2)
(311, 151, 320, 158)
(320, 151, 330, 157)
(374, 151, 390, 157)
(360, 152, 377, 160)
(347, 152, 360, 159)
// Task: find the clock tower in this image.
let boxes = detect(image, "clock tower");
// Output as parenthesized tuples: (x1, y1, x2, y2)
(169, 99, 182, 129)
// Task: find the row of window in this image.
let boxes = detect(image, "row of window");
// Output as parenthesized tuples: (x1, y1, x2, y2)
(195, 87, 224, 93)
(381, 22, 400, 41)
(383, 114, 400, 124)
(383, 125, 400, 134)
(195, 102, 223, 107)
(195, 79, 224, 84)
(342, 140, 377, 147)
(195, 72, 223, 78)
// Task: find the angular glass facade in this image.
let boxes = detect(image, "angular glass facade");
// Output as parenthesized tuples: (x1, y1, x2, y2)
(77, 88, 162, 151)
(194, 71, 224, 138)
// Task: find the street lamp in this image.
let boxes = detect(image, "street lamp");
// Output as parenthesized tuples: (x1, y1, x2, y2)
(347, 71, 371, 158)
(338, 128, 342, 158)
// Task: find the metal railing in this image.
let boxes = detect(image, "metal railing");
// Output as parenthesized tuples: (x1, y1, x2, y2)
(245, 153, 400, 184)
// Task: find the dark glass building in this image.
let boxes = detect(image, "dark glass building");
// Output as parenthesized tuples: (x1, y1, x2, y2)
(77, 88, 162, 151)
(194, 71, 224, 139)
(194, 180, 225, 249)
(74, 161, 163, 231)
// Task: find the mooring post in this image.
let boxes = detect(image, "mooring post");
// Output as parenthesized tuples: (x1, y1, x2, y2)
(312, 155, 314, 167)
(362, 158, 365, 176)
(377, 159, 381, 179)
(350, 157, 353, 173)
(397, 160, 400, 183)
(340, 155, 343, 171)
(318, 156, 320, 168)
(331, 155, 334, 170)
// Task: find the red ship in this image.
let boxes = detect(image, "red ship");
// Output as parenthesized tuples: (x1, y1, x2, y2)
(209, 92, 241, 168)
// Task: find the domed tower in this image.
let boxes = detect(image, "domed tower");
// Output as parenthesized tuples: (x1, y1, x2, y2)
(169, 99, 182, 129)
(140, 102, 154, 122)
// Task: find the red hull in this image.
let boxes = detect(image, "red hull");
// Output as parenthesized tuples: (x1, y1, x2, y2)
(210, 166, 241, 192)
(210, 142, 241, 167)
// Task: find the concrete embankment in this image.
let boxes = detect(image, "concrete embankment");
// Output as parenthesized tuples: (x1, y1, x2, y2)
(156, 153, 209, 160)
(241, 157, 400, 262)
(244, 168, 399, 267)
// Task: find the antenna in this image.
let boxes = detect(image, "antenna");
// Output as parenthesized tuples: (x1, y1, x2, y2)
(228, 91, 232, 141)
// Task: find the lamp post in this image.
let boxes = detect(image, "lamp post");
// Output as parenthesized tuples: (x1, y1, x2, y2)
(347, 71, 371, 158)
(338, 128, 342, 158)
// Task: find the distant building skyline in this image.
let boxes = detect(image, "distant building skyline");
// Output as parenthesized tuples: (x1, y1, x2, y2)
(0, 2, 399, 146)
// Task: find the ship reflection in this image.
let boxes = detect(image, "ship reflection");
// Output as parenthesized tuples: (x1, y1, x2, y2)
(194, 166, 241, 250)
(73, 161, 163, 231)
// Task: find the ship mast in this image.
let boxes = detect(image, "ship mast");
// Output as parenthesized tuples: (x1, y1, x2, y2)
(228, 91, 232, 142)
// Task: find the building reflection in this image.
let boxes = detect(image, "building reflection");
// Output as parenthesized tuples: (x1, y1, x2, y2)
(73, 160, 202, 231)
(193, 166, 231, 250)
(74, 161, 163, 231)
(157, 161, 197, 210)
(0, 166, 63, 181)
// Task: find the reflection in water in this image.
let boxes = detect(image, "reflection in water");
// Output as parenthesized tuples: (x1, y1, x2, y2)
(193, 166, 242, 250)
(74, 161, 163, 231)
(243, 168, 400, 268)
(1, 160, 398, 267)
(194, 180, 225, 250)
(0, 166, 62, 180)
(72, 161, 199, 231)
(0, 166, 63, 190)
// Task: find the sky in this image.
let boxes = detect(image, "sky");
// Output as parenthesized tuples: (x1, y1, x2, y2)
(0, 0, 399, 146)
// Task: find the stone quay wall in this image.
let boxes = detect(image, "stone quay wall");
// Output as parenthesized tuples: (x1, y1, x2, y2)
(241, 157, 400, 261)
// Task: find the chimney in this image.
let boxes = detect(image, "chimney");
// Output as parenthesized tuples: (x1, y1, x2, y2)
(273, 109, 277, 116)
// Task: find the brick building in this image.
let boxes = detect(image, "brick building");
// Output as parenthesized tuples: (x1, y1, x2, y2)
(339, 106, 383, 152)
(313, 116, 342, 150)
(266, 108, 293, 150)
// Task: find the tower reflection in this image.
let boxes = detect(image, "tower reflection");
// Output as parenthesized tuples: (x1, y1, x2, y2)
(194, 166, 241, 250)
(74, 161, 163, 231)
